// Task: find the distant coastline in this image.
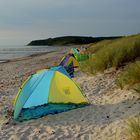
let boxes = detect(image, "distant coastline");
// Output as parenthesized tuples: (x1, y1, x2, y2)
(27, 36, 121, 46)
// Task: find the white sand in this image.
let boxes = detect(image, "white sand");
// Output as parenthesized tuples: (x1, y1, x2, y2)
(0, 50, 140, 140)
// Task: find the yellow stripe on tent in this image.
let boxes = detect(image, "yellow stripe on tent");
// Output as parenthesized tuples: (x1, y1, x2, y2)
(49, 71, 88, 104)
(67, 57, 80, 67)
(36, 68, 47, 74)
(60, 56, 65, 63)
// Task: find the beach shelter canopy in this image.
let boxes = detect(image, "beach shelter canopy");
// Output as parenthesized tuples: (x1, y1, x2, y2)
(70, 48, 79, 54)
(51, 65, 74, 78)
(13, 69, 88, 121)
(59, 54, 79, 68)
(50, 66, 70, 78)
(64, 62, 74, 78)
(74, 53, 90, 61)
(69, 48, 90, 62)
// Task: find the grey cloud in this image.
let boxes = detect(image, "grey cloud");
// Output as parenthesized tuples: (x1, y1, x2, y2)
(0, 0, 140, 45)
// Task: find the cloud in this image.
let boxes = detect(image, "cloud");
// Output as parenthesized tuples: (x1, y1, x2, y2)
(0, 0, 140, 45)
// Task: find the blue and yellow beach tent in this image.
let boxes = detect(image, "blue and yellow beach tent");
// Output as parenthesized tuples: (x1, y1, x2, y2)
(13, 68, 88, 121)
(70, 48, 90, 62)
(64, 62, 74, 78)
(50, 65, 70, 78)
(59, 54, 79, 68)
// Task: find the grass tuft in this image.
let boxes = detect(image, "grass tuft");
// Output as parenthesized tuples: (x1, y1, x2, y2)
(127, 117, 140, 140)
(87, 40, 114, 54)
(117, 61, 140, 92)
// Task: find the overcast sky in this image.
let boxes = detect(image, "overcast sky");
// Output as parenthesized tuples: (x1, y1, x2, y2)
(0, 0, 140, 45)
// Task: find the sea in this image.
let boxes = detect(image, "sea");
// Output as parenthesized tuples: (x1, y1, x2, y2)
(0, 45, 61, 63)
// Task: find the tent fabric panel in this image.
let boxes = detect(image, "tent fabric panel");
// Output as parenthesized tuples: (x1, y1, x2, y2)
(59, 54, 79, 68)
(16, 104, 87, 121)
(36, 69, 47, 74)
(14, 70, 46, 119)
(67, 57, 79, 67)
(73, 48, 79, 54)
(59, 55, 70, 66)
(74, 54, 89, 61)
(59, 56, 64, 66)
(23, 70, 55, 108)
(64, 62, 74, 78)
(13, 76, 31, 106)
(14, 69, 47, 106)
(48, 71, 88, 104)
(50, 66, 70, 78)
(70, 48, 79, 54)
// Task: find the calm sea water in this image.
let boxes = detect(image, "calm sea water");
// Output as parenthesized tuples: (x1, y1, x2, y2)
(0, 45, 61, 61)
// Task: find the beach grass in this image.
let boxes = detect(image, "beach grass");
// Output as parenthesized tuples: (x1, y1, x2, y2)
(117, 61, 140, 93)
(81, 34, 140, 73)
(127, 117, 140, 140)
(87, 40, 114, 54)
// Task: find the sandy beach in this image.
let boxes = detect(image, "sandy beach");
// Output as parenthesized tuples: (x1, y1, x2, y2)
(0, 47, 140, 140)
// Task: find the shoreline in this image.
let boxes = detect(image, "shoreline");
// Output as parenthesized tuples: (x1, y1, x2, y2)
(0, 51, 56, 64)
(0, 44, 82, 64)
